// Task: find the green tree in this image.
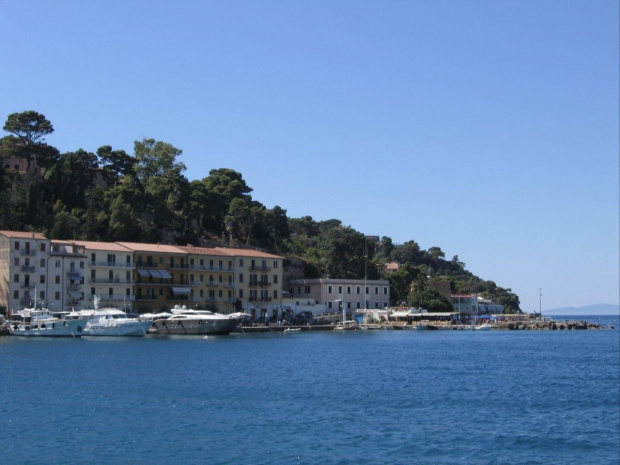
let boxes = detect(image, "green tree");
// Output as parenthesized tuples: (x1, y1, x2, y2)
(409, 286, 453, 312)
(388, 263, 424, 304)
(3, 111, 54, 172)
(225, 197, 266, 245)
(203, 168, 253, 233)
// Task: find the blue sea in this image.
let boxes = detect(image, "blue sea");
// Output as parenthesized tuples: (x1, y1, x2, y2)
(1, 315, 618, 465)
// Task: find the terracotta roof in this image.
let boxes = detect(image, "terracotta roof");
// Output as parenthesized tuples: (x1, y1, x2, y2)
(0, 230, 47, 240)
(116, 242, 186, 254)
(72, 240, 133, 252)
(174, 245, 234, 257)
(215, 247, 283, 259)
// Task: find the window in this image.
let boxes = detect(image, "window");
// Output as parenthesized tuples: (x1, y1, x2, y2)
(55, 276, 60, 284)
(338, 286, 342, 293)
(328, 302, 332, 309)
(273, 290, 278, 299)
(347, 302, 351, 309)
(126, 289, 130, 296)
(91, 288, 95, 295)
(79, 261, 84, 269)
(200, 290, 204, 297)
(219, 260, 223, 269)
(55, 291, 60, 300)
(375, 287, 379, 295)
(14, 258, 19, 266)
(190, 274, 194, 282)
(91, 270, 96, 280)
(239, 273, 244, 283)
(127, 256, 131, 265)
(91, 253, 96, 263)
(13, 274, 19, 283)
(13, 290, 19, 299)
(55, 260, 60, 268)
(40, 259, 45, 268)
(347, 286, 351, 294)
(273, 261, 278, 269)
(356, 302, 360, 309)
(40, 275, 45, 284)
(383, 287, 388, 295)
(239, 289, 244, 298)
(219, 275, 223, 282)
(218, 290, 222, 298)
(356, 286, 360, 294)
(109, 288, 113, 296)
(328, 285, 332, 293)
(366, 287, 369, 294)
(239, 259, 244, 267)
(40, 243, 46, 252)
(273, 275, 278, 284)
(14, 242, 20, 250)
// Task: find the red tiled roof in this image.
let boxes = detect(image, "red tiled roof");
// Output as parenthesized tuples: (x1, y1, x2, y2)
(72, 240, 133, 252)
(215, 247, 283, 259)
(116, 242, 186, 254)
(0, 230, 47, 240)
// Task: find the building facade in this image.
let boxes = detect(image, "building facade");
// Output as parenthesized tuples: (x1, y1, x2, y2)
(289, 278, 391, 315)
(0, 231, 50, 311)
(73, 241, 135, 311)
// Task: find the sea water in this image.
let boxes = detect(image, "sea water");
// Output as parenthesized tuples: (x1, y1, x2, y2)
(0, 320, 618, 464)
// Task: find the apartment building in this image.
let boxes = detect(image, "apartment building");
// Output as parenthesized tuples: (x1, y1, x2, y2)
(289, 278, 391, 315)
(73, 241, 135, 311)
(0, 231, 50, 311)
(47, 240, 88, 312)
(117, 242, 190, 312)
(173, 246, 236, 313)
(233, 249, 284, 320)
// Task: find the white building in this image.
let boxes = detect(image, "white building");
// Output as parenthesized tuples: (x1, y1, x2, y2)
(0, 230, 51, 312)
(288, 278, 390, 315)
(73, 241, 135, 311)
(47, 241, 88, 313)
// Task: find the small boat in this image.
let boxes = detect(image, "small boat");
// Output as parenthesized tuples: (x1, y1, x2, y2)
(360, 324, 382, 330)
(474, 324, 492, 331)
(76, 308, 153, 337)
(334, 320, 359, 331)
(283, 327, 301, 333)
(9, 307, 87, 337)
(151, 305, 239, 335)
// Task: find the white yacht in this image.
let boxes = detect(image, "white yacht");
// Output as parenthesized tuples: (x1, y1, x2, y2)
(151, 305, 239, 335)
(77, 308, 153, 337)
(334, 320, 359, 331)
(9, 307, 87, 337)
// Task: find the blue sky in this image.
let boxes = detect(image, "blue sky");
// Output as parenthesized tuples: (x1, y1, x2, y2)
(1, 1, 618, 311)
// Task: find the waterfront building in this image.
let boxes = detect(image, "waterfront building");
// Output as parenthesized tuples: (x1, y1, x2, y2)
(233, 249, 284, 320)
(73, 241, 135, 311)
(47, 240, 88, 312)
(451, 294, 479, 317)
(288, 278, 391, 316)
(117, 242, 190, 313)
(173, 245, 236, 313)
(0, 231, 50, 312)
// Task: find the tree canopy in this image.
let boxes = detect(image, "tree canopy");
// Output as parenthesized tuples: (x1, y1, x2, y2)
(0, 110, 520, 311)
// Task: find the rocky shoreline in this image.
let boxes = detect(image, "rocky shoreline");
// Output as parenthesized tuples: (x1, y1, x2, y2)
(495, 320, 610, 330)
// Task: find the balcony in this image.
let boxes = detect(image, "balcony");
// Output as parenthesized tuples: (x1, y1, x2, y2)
(189, 265, 234, 272)
(250, 265, 270, 272)
(20, 283, 34, 289)
(20, 265, 36, 272)
(90, 261, 133, 268)
(88, 294, 135, 302)
(89, 278, 135, 285)
(20, 249, 37, 256)
(206, 281, 219, 288)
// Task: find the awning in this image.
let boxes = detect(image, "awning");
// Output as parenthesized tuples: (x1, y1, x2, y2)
(149, 269, 163, 278)
(158, 270, 172, 279)
(171, 287, 190, 295)
(137, 268, 150, 277)
(68, 290, 81, 298)
(67, 272, 81, 279)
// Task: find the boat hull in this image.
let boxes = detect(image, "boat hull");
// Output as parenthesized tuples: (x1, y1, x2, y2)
(83, 320, 152, 337)
(10, 319, 87, 337)
(151, 318, 238, 335)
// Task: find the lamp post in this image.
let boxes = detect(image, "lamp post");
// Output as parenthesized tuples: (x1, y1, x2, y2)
(539, 288, 542, 320)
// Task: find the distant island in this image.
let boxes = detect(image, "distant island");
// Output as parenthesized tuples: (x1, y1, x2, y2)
(544, 304, 619, 316)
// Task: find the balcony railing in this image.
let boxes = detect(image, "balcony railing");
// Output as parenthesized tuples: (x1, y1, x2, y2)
(88, 294, 135, 302)
(88, 278, 135, 285)
(20, 265, 36, 272)
(188, 265, 234, 272)
(250, 265, 270, 272)
(20, 249, 37, 256)
(90, 261, 133, 268)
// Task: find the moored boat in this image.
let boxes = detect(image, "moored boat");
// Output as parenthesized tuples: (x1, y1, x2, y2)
(9, 307, 87, 337)
(334, 320, 359, 331)
(76, 308, 153, 337)
(150, 305, 238, 335)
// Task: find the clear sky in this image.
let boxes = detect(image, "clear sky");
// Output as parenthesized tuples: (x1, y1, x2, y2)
(1, 1, 618, 311)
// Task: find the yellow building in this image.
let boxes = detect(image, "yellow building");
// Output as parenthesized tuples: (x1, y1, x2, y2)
(117, 242, 190, 312)
(174, 246, 236, 313)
